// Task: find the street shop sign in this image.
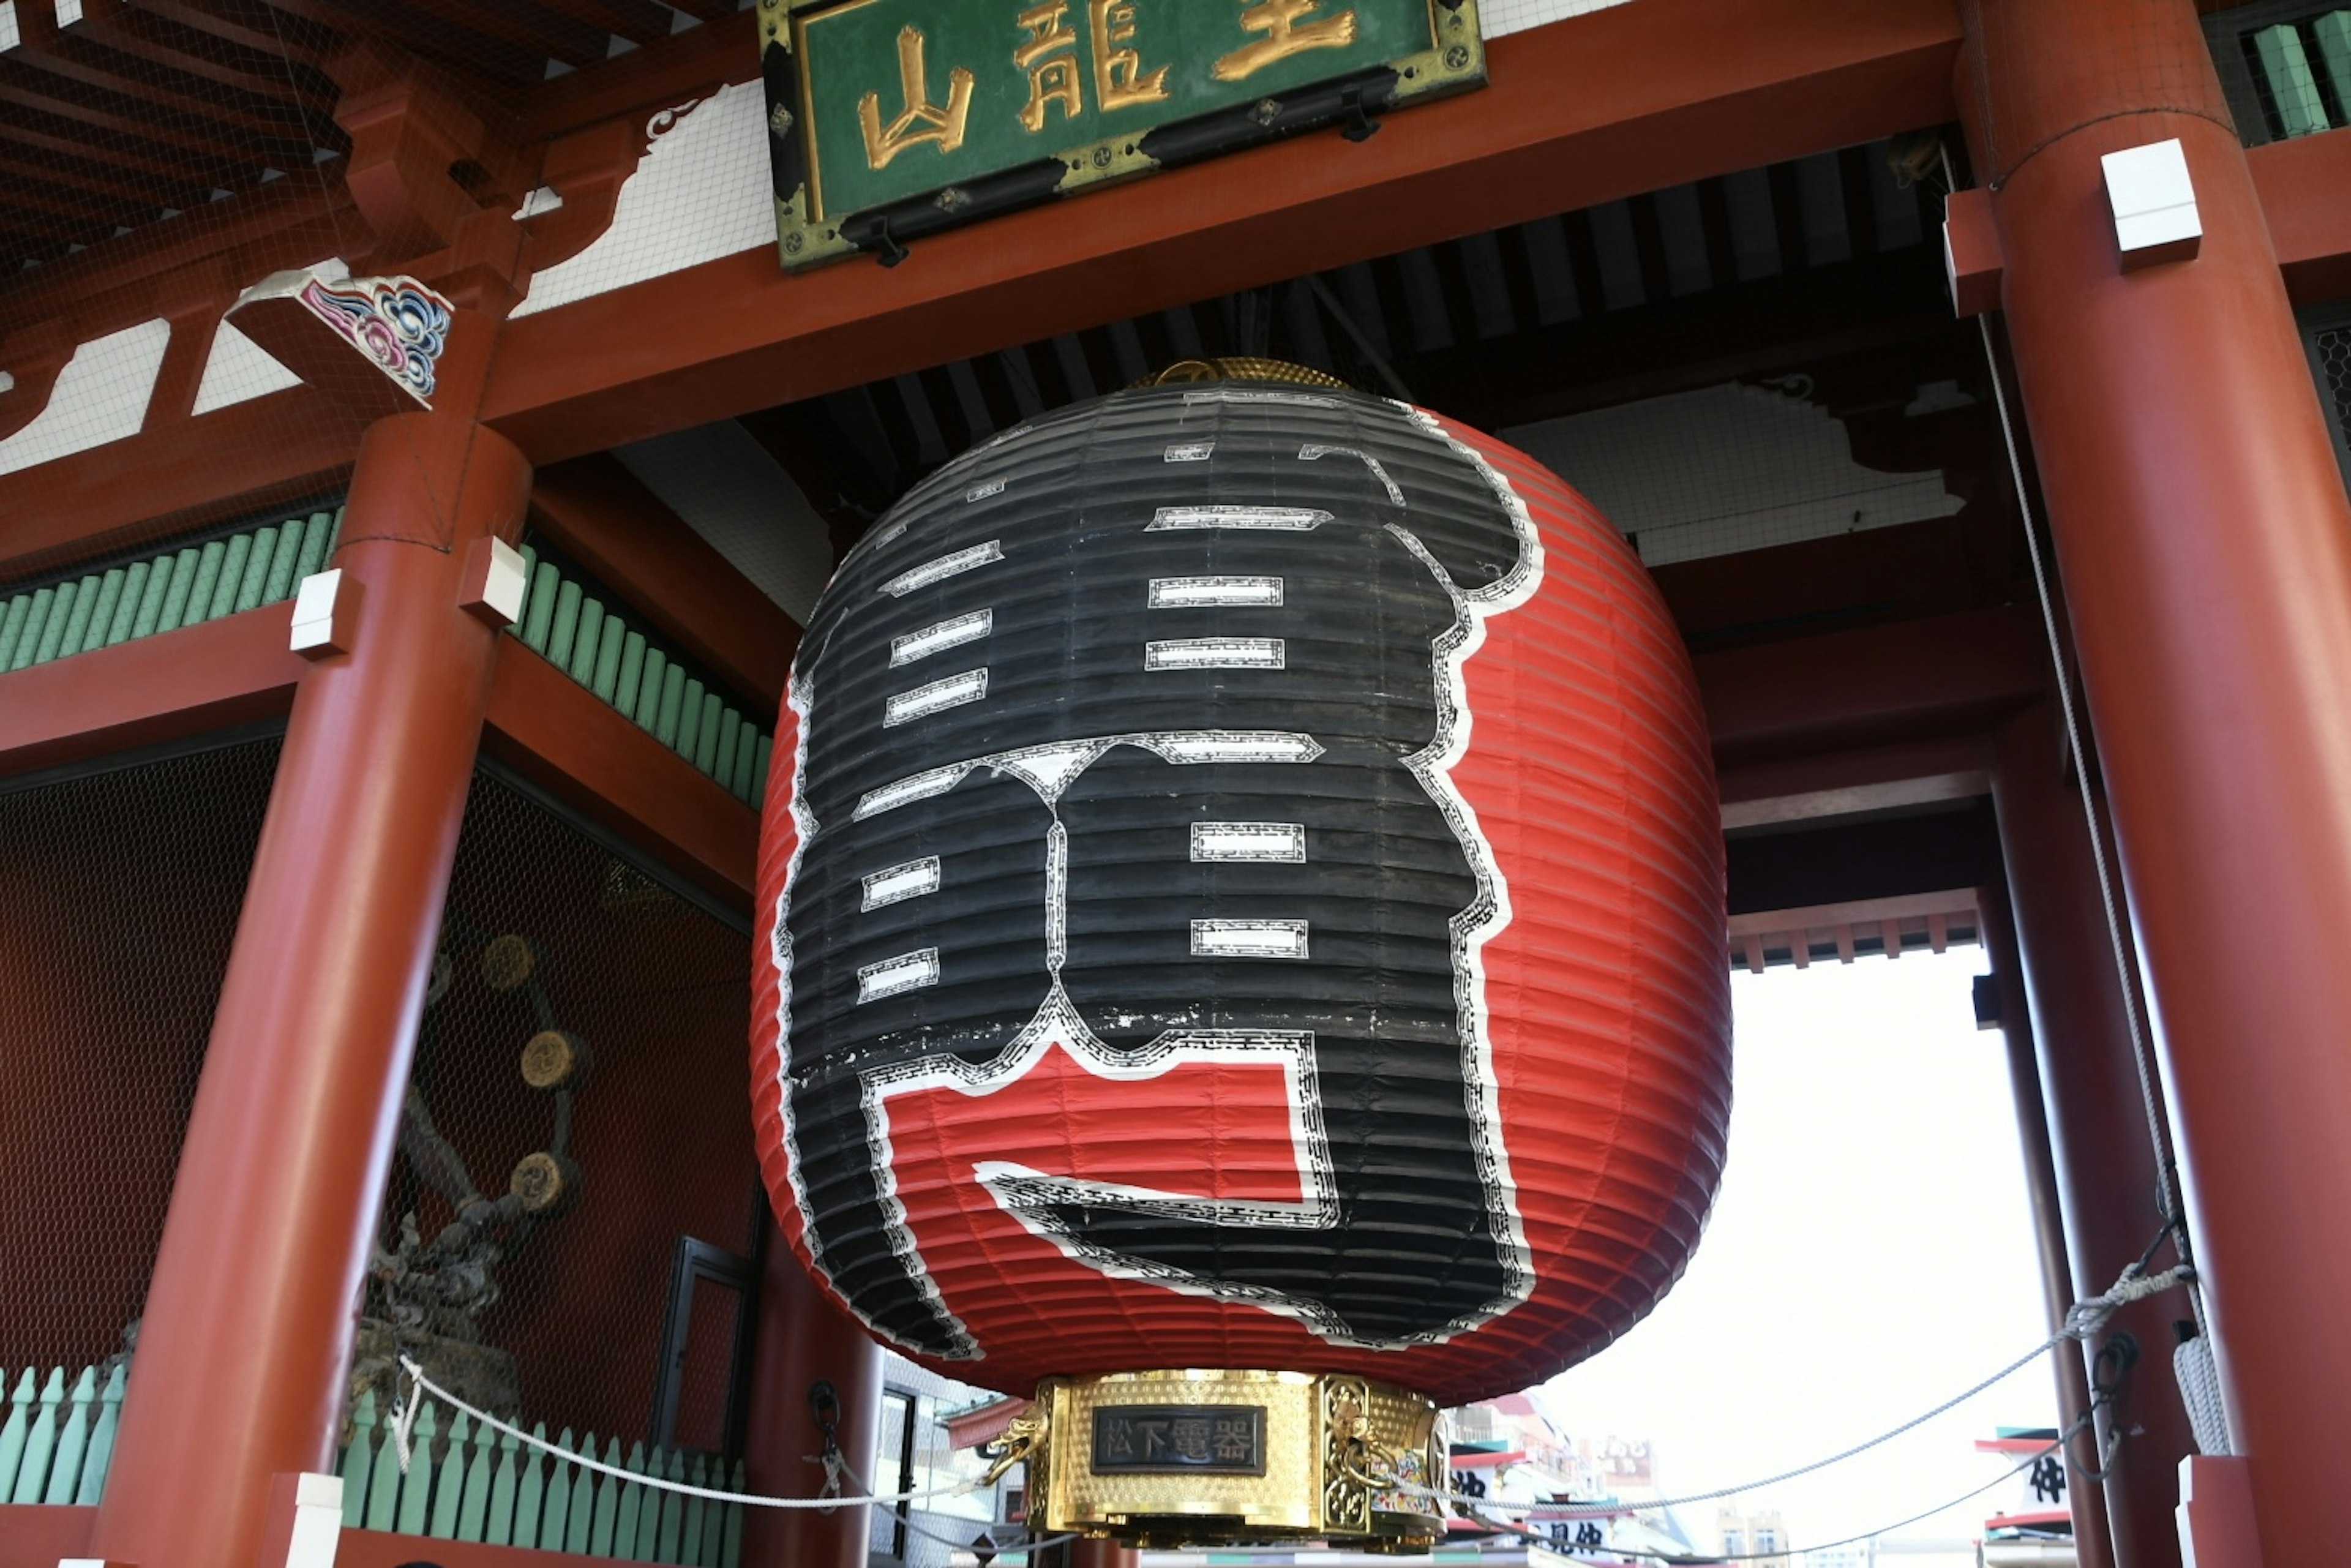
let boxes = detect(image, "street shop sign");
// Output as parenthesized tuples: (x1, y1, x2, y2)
(758, 0, 1488, 270)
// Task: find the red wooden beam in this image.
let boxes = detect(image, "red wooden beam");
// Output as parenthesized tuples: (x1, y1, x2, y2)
(481, 637, 755, 907)
(1695, 605, 2046, 768)
(0, 606, 308, 781)
(0, 389, 364, 581)
(2252, 127, 2351, 304)
(481, 0, 1965, 460)
(528, 451, 800, 705)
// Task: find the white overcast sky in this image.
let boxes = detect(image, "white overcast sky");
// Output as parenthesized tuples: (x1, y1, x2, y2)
(1536, 948, 2062, 1556)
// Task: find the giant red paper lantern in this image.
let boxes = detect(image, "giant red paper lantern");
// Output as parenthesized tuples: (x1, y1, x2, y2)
(751, 374, 1730, 1406)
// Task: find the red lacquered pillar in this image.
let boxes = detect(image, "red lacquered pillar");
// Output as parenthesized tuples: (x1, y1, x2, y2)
(741, 1223, 885, 1568)
(1962, 0, 2351, 1555)
(1994, 708, 2199, 1568)
(86, 317, 530, 1568)
(1981, 889, 2117, 1568)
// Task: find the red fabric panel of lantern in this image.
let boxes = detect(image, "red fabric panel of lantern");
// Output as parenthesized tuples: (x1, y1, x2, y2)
(749, 386, 1730, 1405)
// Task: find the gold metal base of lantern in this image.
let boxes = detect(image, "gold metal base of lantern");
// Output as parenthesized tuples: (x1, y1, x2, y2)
(990, 1370, 1445, 1550)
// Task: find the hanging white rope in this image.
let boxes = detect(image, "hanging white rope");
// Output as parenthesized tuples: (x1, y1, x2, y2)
(395, 1357, 981, 1509)
(1387, 1261, 2180, 1518)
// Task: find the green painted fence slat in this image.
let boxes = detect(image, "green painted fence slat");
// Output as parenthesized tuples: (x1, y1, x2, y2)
(341, 1390, 377, 1528)
(728, 716, 757, 801)
(565, 1432, 597, 1553)
(75, 1364, 123, 1506)
(0, 1368, 32, 1496)
(34, 579, 81, 664)
(615, 1442, 648, 1561)
(752, 733, 774, 807)
(430, 1411, 469, 1537)
(130, 556, 171, 639)
(457, 1411, 494, 1542)
(683, 1452, 710, 1567)
(394, 1402, 437, 1536)
(186, 541, 227, 626)
(723, 1459, 746, 1568)
(235, 528, 277, 612)
(57, 575, 100, 656)
(658, 1447, 687, 1564)
(0, 595, 28, 663)
(8, 588, 51, 670)
(694, 693, 725, 777)
(364, 1396, 404, 1530)
(522, 561, 561, 653)
(634, 648, 669, 731)
(106, 561, 148, 645)
(514, 1421, 549, 1548)
(656, 664, 686, 748)
(155, 549, 198, 631)
(262, 518, 307, 603)
(614, 631, 645, 712)
(541, 1427, 575, 1551)
(487, 1426, 520, 1547)
(590, 1435, 623, 1556)
(548, 579, 584, 672)
(80, 569, 125, 654)
(676, 678, 705, 766)
(591, 617, 626, 702)
(12, 1367, 63, 1503)
(42, 1367, 94, 1504)
(699, 1452, 725, 1567)
(211, 533, 257, 620)
(634, 1442, 664, 1560)
(712, 707, 742, 791)
(569, 601, 606, 686)
(292, 511, 337, 582)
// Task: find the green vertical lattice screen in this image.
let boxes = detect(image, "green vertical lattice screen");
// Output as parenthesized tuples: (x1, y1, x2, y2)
(509, 545, 775, 809)
(0, 508, 342, 674)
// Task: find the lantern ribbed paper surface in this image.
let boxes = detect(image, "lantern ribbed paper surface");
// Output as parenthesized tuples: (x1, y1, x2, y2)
(750, 381, 1730, 1404)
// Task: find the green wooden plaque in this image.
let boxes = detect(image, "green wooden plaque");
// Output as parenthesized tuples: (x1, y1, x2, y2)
(757, 0, 1487, 271)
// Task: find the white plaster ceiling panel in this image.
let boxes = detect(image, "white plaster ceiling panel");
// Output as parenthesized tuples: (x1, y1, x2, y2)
(511, 80, 771, 318)
(1503, 381, 1965, 568)
(1482, 0, 1640, 36)
(0, 318, 171, 477)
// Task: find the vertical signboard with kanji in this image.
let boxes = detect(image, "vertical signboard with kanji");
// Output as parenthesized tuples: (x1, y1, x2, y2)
(757, 0, 1487, 269)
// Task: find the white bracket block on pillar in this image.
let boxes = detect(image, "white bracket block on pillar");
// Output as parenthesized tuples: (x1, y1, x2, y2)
(2102, 137, 2202, 269)
(290, 568, 359, 659)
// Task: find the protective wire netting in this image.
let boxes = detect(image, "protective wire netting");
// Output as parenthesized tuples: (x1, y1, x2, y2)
(356, 764, 761, 1463)
(2312, 317, 2351, 482)
(1958, 0, 2240, 189)
(0, 734, 281, 1373)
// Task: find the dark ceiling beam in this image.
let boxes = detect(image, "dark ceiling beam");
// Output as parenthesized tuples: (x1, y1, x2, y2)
(13, 39, 316, 144)
(0, 145, 214, 208)
(1398, 244, 1955, 430)
(0, 100, 250, 186)
(72, 0, 324, 109)
(0, 71, 293, 166)
(131, 0, 338, 68)
(381, 0, 605, 71)
(542, 0, 678, 48)
(515, 4, 752, 140)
